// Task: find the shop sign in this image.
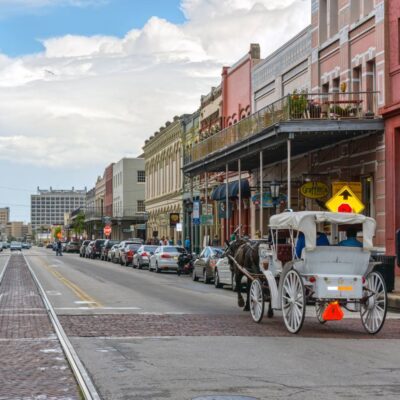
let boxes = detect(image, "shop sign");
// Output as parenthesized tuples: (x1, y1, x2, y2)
(332, 181, 362, 200)
(169, 213, 180, 227)
(300, 181, 329, 199)
(176, 223, 182, 232)
(325, 185, 365, 214)
(135, 224, 146, 230)
(251, 192, 273, 208)
(192, 201, 200, 225)
(218, 201, 232, 219)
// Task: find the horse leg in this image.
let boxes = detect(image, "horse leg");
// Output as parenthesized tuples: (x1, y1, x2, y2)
(236, 272, 245, 308)
(243, 278, 250, 311)
(267, 301, 274, 318)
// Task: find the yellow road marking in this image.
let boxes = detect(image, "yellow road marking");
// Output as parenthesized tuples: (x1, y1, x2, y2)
(37, 255, 102, 308)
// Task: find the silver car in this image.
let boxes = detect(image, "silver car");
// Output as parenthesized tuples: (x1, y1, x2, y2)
(10, 241, 22, 251)
(149, 246, 186, 273)
(133, 245, 158, 269)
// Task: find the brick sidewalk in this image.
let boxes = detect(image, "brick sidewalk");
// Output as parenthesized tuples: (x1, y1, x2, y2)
(60, 313, 400, 339)
(0, 254, 81, 399)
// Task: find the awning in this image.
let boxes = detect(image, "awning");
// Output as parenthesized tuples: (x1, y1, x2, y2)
(211, 179, 251, 200)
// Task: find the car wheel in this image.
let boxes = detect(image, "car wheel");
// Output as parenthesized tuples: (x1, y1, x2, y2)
(155, 262, 161, 273)
(203, 270, 210, 284)
(138, 262, 142, 270)
(214, 269, 223, 288)
(125, 260, 129, 267)
(192, 268, 199, 281)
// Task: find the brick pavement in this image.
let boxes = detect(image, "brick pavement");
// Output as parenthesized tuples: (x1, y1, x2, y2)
(60, 313, 400, 339)
(0, 254, 81, 400)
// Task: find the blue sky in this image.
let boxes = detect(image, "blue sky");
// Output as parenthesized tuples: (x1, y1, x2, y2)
(0, 0, 185, 56)
(0, 0, 310, 223)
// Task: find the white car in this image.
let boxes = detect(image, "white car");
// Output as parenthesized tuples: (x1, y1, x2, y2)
(133, 245, 158, 269)
(10, 241, 22, 251)
(149, 246, 186, 273)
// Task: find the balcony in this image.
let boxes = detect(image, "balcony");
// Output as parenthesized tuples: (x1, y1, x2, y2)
(185, 91, 380, 166)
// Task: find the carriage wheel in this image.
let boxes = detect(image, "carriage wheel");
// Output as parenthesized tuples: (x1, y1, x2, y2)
(315, 302, 327, 324)
(360, 271, 387, 334)
(282, 269, 306, 334)
(250, 279, 264, 323)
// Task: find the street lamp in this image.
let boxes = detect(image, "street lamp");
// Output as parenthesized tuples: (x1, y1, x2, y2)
(270, 181, 281, 200)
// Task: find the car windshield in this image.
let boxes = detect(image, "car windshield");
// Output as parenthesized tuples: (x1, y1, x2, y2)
(144, 246, 158, 252)
(108, 241, 119, 247)
(127, 244, 141, 250)
(211, 247, 224, 257)
(163, 246, 185, 253)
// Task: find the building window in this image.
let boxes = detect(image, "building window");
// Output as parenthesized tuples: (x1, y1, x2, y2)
(137, 170, 146, 183)
(137, 200, 145, 212)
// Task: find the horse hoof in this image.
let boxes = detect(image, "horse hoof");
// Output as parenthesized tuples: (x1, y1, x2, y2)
(238, 299, 245, 308)
(267, 309, 274, 318)
(243, 305, 250, 312)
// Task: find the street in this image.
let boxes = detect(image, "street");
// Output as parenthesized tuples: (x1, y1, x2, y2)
(13, 248, 400, 400)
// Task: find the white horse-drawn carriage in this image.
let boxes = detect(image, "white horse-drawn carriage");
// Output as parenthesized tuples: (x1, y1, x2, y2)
(229, 211, 387, 334)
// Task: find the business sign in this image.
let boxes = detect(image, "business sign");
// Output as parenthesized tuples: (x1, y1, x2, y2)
(251, 192, 273, 208)
(201, 214, 214, 225)
(325, 185, 365, 214)
(169, 213, 180, 227)
(158, 213, 168, 227)
(192, 201, 200, 225)
(300, 181, 329, 199)
(176, 223, 182, 232)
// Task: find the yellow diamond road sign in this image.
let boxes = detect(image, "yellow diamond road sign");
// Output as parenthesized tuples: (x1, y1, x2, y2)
(325, 185, 365, 214)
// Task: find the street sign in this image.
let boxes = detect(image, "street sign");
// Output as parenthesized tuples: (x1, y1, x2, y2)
(325, 185, 365, 214)
(193, 201, 200, 225)
(103, 226, 112, 236)
(332, 181, 362, 200)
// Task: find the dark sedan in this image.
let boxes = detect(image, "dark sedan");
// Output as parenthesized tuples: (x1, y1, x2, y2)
(192, 246, 224, 283)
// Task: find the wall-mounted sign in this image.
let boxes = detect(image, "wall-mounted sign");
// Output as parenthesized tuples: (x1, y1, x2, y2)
(169, 213, 180, 227)
(192, 201, 200, 225)
(201, 214, 213, 225)
(300, 181, 329, 199)
(251, 192, 273, 208)
(218, 201, 232, 219)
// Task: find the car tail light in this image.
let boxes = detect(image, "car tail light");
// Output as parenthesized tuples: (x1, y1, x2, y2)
(309, 276, 316, 283)
(141, 252, 148, 257)
(128, 250, 133, 256)
(161, 253, 171, 259)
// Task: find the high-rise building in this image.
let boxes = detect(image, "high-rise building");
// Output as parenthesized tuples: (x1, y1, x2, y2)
(31, 187, 87, 232)
(0, 207, 10, 240)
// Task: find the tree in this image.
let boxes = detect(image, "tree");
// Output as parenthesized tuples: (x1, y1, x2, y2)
(53, 226, 62, 240)
(72, 211, 85, 238)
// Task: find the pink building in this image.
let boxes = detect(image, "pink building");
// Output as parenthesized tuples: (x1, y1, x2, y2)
(221, 44, 260, 128)
(381, 0, 400, 259)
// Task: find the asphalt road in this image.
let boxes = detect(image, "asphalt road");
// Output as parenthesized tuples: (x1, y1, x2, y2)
(17, 248, 400, 400)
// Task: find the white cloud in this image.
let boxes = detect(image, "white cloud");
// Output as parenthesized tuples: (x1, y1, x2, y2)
(0, 0, 311, 169)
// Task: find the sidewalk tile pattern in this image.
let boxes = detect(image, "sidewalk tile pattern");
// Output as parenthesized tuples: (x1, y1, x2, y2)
(0, 254, 81, 399)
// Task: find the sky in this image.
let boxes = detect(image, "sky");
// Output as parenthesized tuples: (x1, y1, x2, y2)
(0, 0, 311, 222)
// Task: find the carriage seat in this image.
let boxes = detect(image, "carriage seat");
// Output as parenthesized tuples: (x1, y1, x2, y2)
(299, 246, 370, 276)
(276, 244, 293, 266)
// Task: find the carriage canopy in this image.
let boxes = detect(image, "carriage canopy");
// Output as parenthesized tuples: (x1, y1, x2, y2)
(268, 211, 376, 250)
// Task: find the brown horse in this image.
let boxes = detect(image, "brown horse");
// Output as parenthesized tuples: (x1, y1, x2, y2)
(225, 239, 261, 310)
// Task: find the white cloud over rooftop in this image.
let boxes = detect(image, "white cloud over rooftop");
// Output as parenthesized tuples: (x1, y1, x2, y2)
(0, 0, 310, 168)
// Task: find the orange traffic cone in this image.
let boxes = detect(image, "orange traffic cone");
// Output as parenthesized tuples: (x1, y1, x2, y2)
(322, 301, 344, 321)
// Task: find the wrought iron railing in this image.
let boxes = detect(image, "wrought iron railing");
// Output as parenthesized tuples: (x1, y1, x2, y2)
(185, 91, 380, 164)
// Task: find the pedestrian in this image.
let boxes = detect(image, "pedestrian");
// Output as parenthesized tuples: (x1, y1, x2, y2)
(212, 234, 219, 247)
(164, 237, 169, 245)
(184, 236, 191, 252)
(177, 238, 182, 246)
(168, 237, 174, 245)
(160, 236, 165, 246)
(56, 240, 63, 256)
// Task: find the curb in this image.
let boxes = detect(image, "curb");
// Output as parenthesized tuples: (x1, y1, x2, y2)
(388, 293, 400, 311)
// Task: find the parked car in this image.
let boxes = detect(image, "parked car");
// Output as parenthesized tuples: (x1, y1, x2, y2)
(79, 240, 91, 257)
(192, 246, 224, 283)
(149, 246, 186, 273)
(10, 241, 22, 251)
(108, 244, 120, 262)
(120, 243, 142, 266)
(85, 241, 95, 258)
(46, 242, 53, 249)
(21, 242, 31, 249)
(66, 241, 80, 253)
(133, 245, 158, 269)
(38, 243, 44, 247)
(100, 240, 120, 261)
(87, 239, 105, 259)
(113, 241, 136, 264)
(213, 256, 232, 288)
(61, 242, 68, 252)
(127, 237, 144, 244)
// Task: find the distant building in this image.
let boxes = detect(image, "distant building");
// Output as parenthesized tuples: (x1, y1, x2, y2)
(31, 187, 87, 232)
(0, 207, 10, 240)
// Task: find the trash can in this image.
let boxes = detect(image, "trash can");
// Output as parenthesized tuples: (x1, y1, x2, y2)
(370, 253, 396, 293)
